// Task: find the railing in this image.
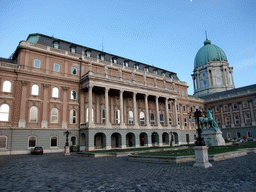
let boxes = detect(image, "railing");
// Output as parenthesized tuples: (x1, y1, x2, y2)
(0, 62, 20, 69)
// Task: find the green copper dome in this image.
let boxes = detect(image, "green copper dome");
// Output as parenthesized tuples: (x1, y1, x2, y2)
(194, 40, 228, 68)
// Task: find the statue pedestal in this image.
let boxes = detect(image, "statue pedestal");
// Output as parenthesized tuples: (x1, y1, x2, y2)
(64, 146, 70, 156)
(193, 146, 212, 168)
(202, 129, 225, 146)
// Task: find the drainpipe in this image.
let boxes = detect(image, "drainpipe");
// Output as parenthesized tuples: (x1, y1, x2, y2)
(78, 58, 82, 151)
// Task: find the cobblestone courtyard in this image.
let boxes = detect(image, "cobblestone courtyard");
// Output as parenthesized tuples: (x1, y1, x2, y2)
(0, 153, 256, 192)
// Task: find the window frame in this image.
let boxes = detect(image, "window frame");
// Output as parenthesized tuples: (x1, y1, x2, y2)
(70, 109, 77, 124)
(33, 59, 41, 68)
(160, 114, 164, 125)
(28, 136, 37, 148)
(102, 109, 105, 123)
(0, 104, 10, 122)
(0, 136, 7, 149)
(52, 87, 59, 98)
(128, 111, 134, 124)
(50, 136, 58, 147)
(115, 109, 120, 124)
(2, 80, 12, 93)
(53, 63, 60, 72)
(31, 84, 39, 96)
(29, 106, 38, 123)
(139, 111, 145, 125)
(51, 108, 59, 124)
(71, 90, 77, 100)
(169, 116, 172, 125)
(150, 113, 155, 125)
(71, 67, 78, 75)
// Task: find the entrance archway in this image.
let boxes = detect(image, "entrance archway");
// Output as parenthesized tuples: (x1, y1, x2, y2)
(162, 132, 169, 145)
(139, 132, 148, 146)
(94, 133, 106, 149)
(173, 132, 179, 144)
(126, 132, 135, 147)
(151, 132, 159, 146)
(111, 133, 121, 148)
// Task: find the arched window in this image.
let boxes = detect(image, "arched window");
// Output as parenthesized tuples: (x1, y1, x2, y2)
(86, 108, 94, 123)
(225, 116, 230, 125)
(0, 104, 10, 122)
(128, 111, 134, 124)
(160, 114, 164, 125)
(243, 101, 249, 108)
(70, 109, 77, 124)
(216, 117, 221, 127)
(29, 106, 38, 123)
(233, 103, 238, 110)
(28, 136, 37, 147)
(31, 84, 39, 96)
(53, 63, 60, 72)
(0, 136, 7, 149)
(72, 67, 78, 75)
(244, 113, 251, 124)
(168, 103, 171, 110)
(102, 109, 105, 123)
(52, 87, 59, 98)
(169, 116, 172, 125)
(139, 112, 145, 125)
(115, 109, 120, 124)
(34, 59, 41, 68)
(224, 105, 228, 111)
(51, 108, 58, 123)
(2, 80, 11, 92)
(150, 113, 155, 125)
(178, 117, 180, 125)
(71, 90, 77, 100)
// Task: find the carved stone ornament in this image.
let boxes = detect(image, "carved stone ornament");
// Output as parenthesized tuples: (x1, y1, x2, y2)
(43, 84, 50, 88)
(62, 86, 69, 91)
(21, 81, 28, 86)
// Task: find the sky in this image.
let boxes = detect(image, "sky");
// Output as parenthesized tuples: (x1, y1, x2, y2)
(0, 0, 255, 95)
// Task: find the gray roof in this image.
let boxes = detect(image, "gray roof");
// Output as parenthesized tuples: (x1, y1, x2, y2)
(199, 84, 256, 101)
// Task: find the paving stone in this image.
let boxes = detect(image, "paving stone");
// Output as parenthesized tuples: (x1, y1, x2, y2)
(0, 153, 256, 191)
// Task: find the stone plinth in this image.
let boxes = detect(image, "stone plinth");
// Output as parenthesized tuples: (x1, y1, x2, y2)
(193, 146, 212, 168)
(64, 146, 70, 155)
(202, 129, 225, 146)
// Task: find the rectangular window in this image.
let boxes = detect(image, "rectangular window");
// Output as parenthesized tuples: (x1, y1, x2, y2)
(0, 136, 7, 148)
(29, 137, 36, 147)
(51, 137, 58, 147)
(183, 105, 186, 112)
(34, 59, 41, 68)
(168, 103, 171, 110)
(54, 63, 60, 72)
(72, 67, 78, 75)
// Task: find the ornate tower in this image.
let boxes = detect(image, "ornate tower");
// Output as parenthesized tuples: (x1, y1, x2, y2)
(192, 39, 235, 97)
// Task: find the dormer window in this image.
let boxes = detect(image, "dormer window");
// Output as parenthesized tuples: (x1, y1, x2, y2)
(70, 46, 76, 53)
(84, 50, 91, 57)
(135, 64, 139, 70)
(99, 54, 105, 61)
(52, 41, 60, 49)
(124, 61, 129, 67)
(162, 72, 166, 77)
(154, 70, 158, 75)
(144, 67, 149, 72)
(112, 57, 118, 64)
(169, 74, 173, 78)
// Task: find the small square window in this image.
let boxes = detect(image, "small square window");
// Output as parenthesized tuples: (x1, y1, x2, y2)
(99, 54, 105, 61)
(85, 50, 91, 57)
(145, 67, 149, 72)
(72, 67, 78, 75)
(34, 59, 41, 68)
(112, 58, 117, 64)
(53, 41, 59, 49)
(124, 61, 129, 67)
(154, 70, 158, 75)
(70, 46, 76, 53)
(54, 63, 60, 72)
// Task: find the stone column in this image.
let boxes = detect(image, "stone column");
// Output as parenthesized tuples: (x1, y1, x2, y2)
(62, 86, 68, 129)
(238, 102, 245, 127)
(165, 98, 169, 126)
(96, 95, 100, 123)
(105, 87, 110, 126)
(19, 81, 28, 128)
(231, 70, 235, 86)
(88, 85, 94, 127)
(41, 84, 49, 128)
(80, 90, 85, 124)
(220, 105, 225, 128)
(145, 94, 150, 126)
(228, 104, 234, 127)
(133, 92, 139, 127)
(193, 77, 196, 91)
(120, 90, 124, 127)
(222, 67, 227, 87)
(173, 99, 178, 126)
(155, 96, 160, 126)
(249, 100, 256, 126)
(196, 70, 200, 89)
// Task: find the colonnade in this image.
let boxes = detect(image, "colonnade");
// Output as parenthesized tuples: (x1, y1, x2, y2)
(85, 85, 178, 128)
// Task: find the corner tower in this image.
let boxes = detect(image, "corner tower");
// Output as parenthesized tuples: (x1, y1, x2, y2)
(192, 38, 235, 97)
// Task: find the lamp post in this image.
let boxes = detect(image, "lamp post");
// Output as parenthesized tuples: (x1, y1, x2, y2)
(64, 130, 70, 155)
(193, 106, 205, 146)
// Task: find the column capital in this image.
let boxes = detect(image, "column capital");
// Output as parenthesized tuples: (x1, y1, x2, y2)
(21, 81, 28, 86)
(88, 85, 94, 89)
(43, 84, 50, 88)
(155, 95, 159, 99)
(119, 89, 124, 94)
(62, 86, 69, 91)
(133, 91, 137, 95)
(105, 87, 110, 92)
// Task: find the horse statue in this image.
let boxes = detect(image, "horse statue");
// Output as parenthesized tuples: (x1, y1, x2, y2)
(200, 110, 219, 130)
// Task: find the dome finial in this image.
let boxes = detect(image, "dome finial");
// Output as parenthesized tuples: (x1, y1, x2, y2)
(205, 31, 208, 40)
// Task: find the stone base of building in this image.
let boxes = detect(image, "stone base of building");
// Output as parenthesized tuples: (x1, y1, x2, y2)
(193, 146, 212, 168)
(202, 129, 225, 146)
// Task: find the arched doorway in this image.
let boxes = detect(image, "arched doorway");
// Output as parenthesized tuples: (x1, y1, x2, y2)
(139, 132, 148, 146)
(173, 132, 179, 144)
(126, 133, 135, 147)
(111, 133, 121, 148)
(94, 133, 106, 149)
(162, 132, 169, 145)
(151, 132, 159, 146)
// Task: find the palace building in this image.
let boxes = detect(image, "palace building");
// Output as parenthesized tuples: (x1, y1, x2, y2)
(0, 33, 255, 155)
